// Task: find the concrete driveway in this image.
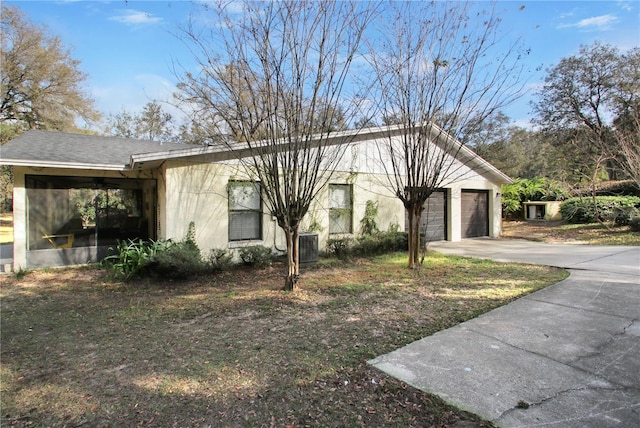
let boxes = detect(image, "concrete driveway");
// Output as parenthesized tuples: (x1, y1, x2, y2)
(369, 238, 640, 427)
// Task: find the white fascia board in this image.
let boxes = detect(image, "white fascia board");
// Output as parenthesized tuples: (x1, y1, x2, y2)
(0, 159, 125, 171)
(129, 145, 226, 168)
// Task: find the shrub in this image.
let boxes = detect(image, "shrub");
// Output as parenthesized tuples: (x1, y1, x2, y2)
(239, 246, 273, 268)
(326, 231, 408, 259)
(207, 248, 235, 271)
(560, 196, 640, 224)
(614, 206, 640, 226)
(326, 237, 353, 259)
(102, 238, 171, 280)
(146, 222, 206, 280)
(147, 240, 206, 280)
(629, 217, 640, 232)
(501, 177, 569, 219)
(356, 230, 408, 256)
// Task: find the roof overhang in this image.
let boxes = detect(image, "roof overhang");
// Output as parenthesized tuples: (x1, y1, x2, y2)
(0, 159, 126, 171)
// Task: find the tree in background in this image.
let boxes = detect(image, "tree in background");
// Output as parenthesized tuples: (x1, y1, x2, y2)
(366, 1, 527, 268)
(106, 101, 175, 142)
(176, 0, 375, 290)
(533, 42, 639, 188)
(460, 112, 568, 181)
(611, 48, 640, 189)
(0, 4, 99, 132)
(1, 4, 100, 213)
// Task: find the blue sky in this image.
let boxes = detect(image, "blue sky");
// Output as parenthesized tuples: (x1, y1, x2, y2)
(6, 0, 640, 130)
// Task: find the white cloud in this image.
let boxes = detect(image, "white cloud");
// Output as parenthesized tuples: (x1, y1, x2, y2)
(617, 1, 634, 12)
(109, 10, 163, 26)
(558, 14, 619, 31)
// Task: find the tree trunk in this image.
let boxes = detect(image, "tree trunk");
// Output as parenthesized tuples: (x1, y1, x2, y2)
(406, 206, 420, 269)
(283, 227, 300, 291)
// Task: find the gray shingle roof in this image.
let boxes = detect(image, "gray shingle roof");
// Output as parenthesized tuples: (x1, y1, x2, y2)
(0, 130, 195, 169)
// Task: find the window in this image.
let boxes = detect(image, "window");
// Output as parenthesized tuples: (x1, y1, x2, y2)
(329, 184, 352, 234)
(228, 182, 262, 241)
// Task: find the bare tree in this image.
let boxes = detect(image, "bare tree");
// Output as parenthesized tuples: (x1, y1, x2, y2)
(612, 48, 640, 189)
(367, 1, 526, 268)
(176, 1, 374, 290)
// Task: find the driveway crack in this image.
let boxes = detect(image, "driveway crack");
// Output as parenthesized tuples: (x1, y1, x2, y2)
(495, 384, 640, 426)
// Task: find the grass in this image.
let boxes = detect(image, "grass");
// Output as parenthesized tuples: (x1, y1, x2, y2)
(502, 220, 640, 246)
(0, 253, 568, 427)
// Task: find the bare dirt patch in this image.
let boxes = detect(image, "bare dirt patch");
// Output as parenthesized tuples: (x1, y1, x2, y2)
(501, 220, 640, 245)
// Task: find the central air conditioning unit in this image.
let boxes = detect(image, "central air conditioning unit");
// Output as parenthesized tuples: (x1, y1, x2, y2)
(298, 233, 319, 264)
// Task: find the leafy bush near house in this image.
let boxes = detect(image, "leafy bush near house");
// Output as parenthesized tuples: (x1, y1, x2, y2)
(207, 248, 235, 271)
(146, 222, 207, 280)
(325, 231, 408, 259)
(326, 237, 354, 259)
(560, 196, 640, 224)
(239, 245, 273, 268)
(147, 242, 206, 280)
(103, 222, 208, 281)
(502, 177, 569, 219)
(102, 238, 172, 280)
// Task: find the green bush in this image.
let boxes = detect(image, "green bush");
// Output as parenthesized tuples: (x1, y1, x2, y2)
(629, 217, 640, 232)
(614, 206, 640, 226)
(239, 246, 273, 268)
(326, 237, 353, 259)
(146, 222, 206, 280)
(147, 240, 206, 280)
(102, 239, 171, 280)
(502, 177, 569, 219)
(560, 196, 640, 224)
(207, 248, 235, 271)
(325, 231, 408, 259)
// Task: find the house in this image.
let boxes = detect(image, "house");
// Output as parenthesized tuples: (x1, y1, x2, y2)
(0, 125, 512, 270)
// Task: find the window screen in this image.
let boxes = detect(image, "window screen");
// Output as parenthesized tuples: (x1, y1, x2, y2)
(228, 182, 262, 241)
(329, 184, 352, 234)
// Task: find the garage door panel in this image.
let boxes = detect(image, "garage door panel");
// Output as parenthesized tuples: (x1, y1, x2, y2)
(461, 190, 488, 238)
(405, 190, 447, 242)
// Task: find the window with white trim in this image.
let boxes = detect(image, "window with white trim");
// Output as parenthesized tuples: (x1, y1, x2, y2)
(228, 181, 262, 241)
(329, 184, 352, 234)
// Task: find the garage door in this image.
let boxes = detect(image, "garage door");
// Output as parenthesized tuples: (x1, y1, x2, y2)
(461, 190, 489, 238)
(405, 190, 447, 242)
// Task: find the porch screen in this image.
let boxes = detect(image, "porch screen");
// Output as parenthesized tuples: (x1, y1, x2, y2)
(25, 175, 154, 250)
(228, 182, 262, 241)
(329, 184, 352, 234)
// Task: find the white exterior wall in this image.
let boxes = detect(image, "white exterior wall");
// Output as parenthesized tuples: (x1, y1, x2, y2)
(160, 136, 505, 255)
(161, 161, 283, 254)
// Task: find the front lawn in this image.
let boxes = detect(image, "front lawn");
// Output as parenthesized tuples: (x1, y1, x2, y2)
(1, 253, 568, 427)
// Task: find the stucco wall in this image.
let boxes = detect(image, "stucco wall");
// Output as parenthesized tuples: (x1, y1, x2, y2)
(160, 152, 503, 256)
